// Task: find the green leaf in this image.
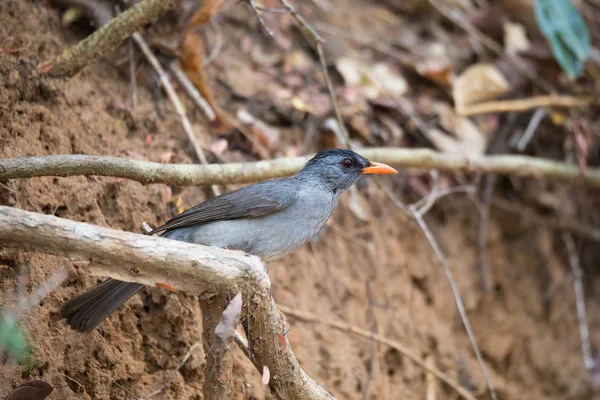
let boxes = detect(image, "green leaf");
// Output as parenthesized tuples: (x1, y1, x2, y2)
(0, 314, 31, 363)
(534, 0, 590, 79)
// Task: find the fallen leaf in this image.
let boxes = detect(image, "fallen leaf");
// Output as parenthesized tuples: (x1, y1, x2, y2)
(124, 150, 147, 161)
(504, 21, 530, 54)
(174, 196, 185, 214)
(237, 109, 280, 150)
(366, 63, 408, 99)
(276, 333, 287, 350)
(214, 292, 242, 361)
(178, 0, 230, 126)
(210, 139, 228, 156)
(159, 151, 174, 163)
(453, 63, 510, 112)
(155, 282, 176, 292)
(415, 43, 455, 87)
(5, 380, 53, 400)
(430, 103, 487, 156)
(347, 186, 371, 222)
(335, 57, 363, 87)
(534, 0, 590, 78)
(572, 118, 591, 175)
(39, 64, 53, 74)
(261, 365, 270, 385)
(61, 7, 84, 27)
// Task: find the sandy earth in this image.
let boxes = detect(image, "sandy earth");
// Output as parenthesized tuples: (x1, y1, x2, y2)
(1, 0, 599, 399)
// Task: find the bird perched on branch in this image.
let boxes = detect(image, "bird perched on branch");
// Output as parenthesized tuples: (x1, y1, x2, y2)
(60, 149, 397, 332)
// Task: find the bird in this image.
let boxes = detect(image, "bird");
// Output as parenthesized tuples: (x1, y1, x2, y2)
(60, 149, 397, 332)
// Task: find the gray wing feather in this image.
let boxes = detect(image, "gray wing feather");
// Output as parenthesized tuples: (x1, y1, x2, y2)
(148, 179, 298, 234)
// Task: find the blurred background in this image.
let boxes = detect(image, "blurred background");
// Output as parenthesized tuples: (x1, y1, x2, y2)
(1, 0, 600, 398)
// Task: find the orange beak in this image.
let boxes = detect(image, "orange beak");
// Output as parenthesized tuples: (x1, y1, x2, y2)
(362, 161, 398, 175)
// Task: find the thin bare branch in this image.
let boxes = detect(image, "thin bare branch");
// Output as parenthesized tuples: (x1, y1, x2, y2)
(169, 60, 216, 121)
(458, 96, 591, 117)
(3, 149, 600, 188)
(562, 233, 595, 369)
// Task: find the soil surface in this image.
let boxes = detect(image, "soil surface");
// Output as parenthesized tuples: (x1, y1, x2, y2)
(1, 0, 599, 399)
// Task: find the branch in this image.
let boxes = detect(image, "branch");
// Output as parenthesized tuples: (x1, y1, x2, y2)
(2, 149, 600, 188)
(457, 95, 592, 117)
(43, 0, 183, 77)
(0, 206, 334, 400)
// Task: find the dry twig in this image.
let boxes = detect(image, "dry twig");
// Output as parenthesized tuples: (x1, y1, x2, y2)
(169, 60, 216, 122)
(458, 96, 592, 117)
(562, 233, 595, 369)
(278, 305, 476, 400)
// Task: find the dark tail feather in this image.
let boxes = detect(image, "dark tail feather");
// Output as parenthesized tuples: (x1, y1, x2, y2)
(60, 278, 143, 332)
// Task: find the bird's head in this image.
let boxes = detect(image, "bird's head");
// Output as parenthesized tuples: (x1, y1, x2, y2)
(298, 149, 397, 194)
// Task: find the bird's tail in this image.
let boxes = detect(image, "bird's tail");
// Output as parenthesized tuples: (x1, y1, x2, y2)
(60, 278, 143, 332)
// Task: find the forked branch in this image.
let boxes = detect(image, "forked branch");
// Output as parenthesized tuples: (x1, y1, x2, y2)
(0, 206, 334, 400)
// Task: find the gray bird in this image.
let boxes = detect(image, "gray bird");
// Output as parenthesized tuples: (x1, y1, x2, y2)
(60, 149, 397, 332)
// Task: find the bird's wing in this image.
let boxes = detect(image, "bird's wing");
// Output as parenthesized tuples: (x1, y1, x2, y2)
(148, 179, 298, 234)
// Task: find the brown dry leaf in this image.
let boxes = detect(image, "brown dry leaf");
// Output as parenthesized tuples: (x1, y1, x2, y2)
(124, 150, 147, 161)
(503, 21, 530, 55)
(335, 57, 407, 100)
(572, 119, 591, 175)
(174, 196, 185, 214)
(251, 44, 282, 67)
(237, 109, 280, 150)
(261, 365, 270, 385)
(276, 333, 287, 350)
(5, 380, 53, 400)
(178, 0, 230, 129)
(160, 185, 172, 204)
(210, 138, 228, 156)
(366, 63, 408, 99)
(429, 103, 487, 156)
(453, 63, 510, 113)
(159, 151, 174, 163)
(155, 282, 176, 292)
(335, 57, 364, 87)
(415, 43, 455, 88)
(214, 292, 242, 361)
(347, 187, 372, 222)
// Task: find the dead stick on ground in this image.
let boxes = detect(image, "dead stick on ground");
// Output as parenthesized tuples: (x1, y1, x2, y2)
(409, 206, 497, 400)
(562, 233, 595, 370)
(278, 305, 476, 400)
(169, 60, 216, 122)
(426, 354, 438, 400)
(0, 206, 334, 400)
(458, 96, 592, 117)
(43, 0, 183, 77)
(3, 149, 600, 188)
(131, 32, 220, 196)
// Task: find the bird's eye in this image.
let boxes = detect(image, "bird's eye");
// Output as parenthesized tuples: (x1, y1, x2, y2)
(341, 158, 354, 169)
